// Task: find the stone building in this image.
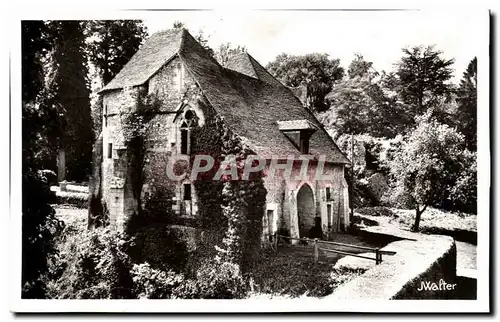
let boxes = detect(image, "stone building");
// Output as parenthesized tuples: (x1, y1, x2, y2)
(95, 28, 351, 242)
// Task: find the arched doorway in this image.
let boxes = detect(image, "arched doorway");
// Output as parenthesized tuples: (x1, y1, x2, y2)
(297, 183, 316, 238)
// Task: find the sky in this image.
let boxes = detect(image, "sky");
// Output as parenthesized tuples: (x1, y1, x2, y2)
(141, 9, 487, 82)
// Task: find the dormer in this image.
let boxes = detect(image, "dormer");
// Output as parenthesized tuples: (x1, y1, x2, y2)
(277, 120, 318, 154)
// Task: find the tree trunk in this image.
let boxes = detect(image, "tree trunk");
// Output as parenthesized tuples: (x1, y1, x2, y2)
(412, 204, 427, 232)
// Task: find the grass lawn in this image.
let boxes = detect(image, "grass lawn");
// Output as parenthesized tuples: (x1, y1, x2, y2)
(355, 206, 476, 235)
(247, 244, 366, 299)
(392, 208, 476, 233)
(53, 204, 88, 231)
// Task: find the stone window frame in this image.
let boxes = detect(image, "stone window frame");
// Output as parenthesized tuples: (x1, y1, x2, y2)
(178, 108, 199, 155)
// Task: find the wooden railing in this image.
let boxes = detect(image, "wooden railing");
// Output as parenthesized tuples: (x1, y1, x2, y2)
(273, 233, 396, 265)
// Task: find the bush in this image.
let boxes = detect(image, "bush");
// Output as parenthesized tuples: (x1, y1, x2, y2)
(126, 218, 189, 273)
(356, 207, 397, 218)
(55, 190, 89, 208)
(47, 228, 135, 299)
(195, 260, 247, 299)
(173, 260, 248, 299)
(131, 263, 185, 299)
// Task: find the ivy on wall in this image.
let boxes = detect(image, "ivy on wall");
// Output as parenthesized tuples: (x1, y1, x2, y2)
(88, 132, 109, 228)
(190, 98, 267, 272)
(216, 125, 267, 271)
(119, 87, 162, 216)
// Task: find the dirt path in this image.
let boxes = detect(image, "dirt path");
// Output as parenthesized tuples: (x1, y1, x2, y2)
(456, 241, 477, 277)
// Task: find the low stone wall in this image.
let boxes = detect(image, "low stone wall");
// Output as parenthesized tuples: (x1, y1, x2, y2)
(329, 234, 457, 300)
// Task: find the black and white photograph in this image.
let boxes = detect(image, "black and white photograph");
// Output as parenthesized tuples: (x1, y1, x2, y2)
(9, 4, 490, 313)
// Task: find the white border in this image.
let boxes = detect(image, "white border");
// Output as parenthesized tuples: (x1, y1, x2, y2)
(7, 3, 491, 314)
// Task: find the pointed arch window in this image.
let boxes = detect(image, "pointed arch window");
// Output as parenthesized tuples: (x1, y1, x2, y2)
(179, 109, 198, 155)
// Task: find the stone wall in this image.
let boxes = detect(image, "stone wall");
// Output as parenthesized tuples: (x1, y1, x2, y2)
(329, 234, 457, 300)
(263, 161, 349, 241)
(101, 57, 207, 231)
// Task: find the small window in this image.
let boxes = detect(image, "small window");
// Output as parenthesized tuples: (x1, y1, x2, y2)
(183, 183, 192, 201)
(327, 204, 332, 228)
(180, 129, 188, 154)
(326, 187, 331, 201)
(108, 143, 112, 159)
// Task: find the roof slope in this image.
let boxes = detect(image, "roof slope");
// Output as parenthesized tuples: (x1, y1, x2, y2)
(100, 29, 349, 164)
(225, 52, 283, 87)
(100, 29, 184, 92)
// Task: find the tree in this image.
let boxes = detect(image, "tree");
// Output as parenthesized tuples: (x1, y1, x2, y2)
(320, 57, 410, 138)
(266, 53, 344, 112)
(45, 21, 94, 182)
(22, 20, 64, 298)
(456, 57, 477, 151)
(215, 42, 247, 67)
(347, 53, 376, 79)
(395, 46, 455, 121)
(87, 20, 148, 85)
(86, 20, 148, 136)
(386, 115, 469, 231)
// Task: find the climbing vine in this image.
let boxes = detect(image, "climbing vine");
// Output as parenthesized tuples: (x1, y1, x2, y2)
(190, 98, 267, 272)
(215, 126, 267, 271)
(119, 87, 162, 218)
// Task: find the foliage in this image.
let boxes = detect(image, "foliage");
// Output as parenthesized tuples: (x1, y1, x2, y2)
(248, 249, 366, 298)
(47, 227, 135, 299)
(88, 132, 109, 228)
(126, 216, 189, 273)
(22, 21, 52, 102)
(455, 57, 477, 151)
(394, 45, 455, 122)
(118, 89, 162, 216)
(131, 263, 185, 299)
(347, 53, 377, 79)
(173, 259, 247, 299)
(215, 42, 247, 67)
(44, 20, 94, 182)
(320, 72, 410, 138)
(22, 166, 64, 298)
(266, 53, 344, 112)
(21, 20, 64, 299)
(215, 123, 267, 271)
(448, 150, 477, 214)
(55, 190, 89, 208)
(384, 115, 473, 230)
(356, 206, 396, 218)
(87, 20, 148, 85)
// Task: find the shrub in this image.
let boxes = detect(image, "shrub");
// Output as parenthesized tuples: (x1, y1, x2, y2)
(195, 260, 247, 299)
(126, 216, 189, 273)
(55, 190, 89, 208)
(47, 228, 135, 299)
(356, 206, 397, 218)
(22, 168, 63, 298)
(173, 260, 248, 299)
(131, 263, 185, 299)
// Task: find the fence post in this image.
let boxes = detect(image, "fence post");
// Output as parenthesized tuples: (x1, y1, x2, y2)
(375, 250, 381, 265)
(274, 232, 278, 254)
(314, 238, 319, 263)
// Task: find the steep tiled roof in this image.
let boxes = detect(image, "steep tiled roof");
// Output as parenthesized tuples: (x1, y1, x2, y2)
(100, 29, 349, 164)
(100, 29, 185, 92)
(225, 52, 283, 86)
